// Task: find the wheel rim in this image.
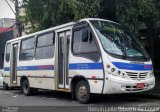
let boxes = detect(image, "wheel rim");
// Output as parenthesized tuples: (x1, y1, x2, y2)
(77, 85, 88, 101)
(23, 81, 29, 94)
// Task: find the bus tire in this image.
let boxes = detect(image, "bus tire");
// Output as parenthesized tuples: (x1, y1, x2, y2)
(22, 79, 32, 96)
(3, 82, 9, 90)
(75, 80, 90, 104)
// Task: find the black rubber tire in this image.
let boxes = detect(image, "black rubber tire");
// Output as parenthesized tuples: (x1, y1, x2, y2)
(20, 85, 23, 93)
(22, 79, 32, 96)
(75, 80, 90, 104)
(3, 82, 9, 90)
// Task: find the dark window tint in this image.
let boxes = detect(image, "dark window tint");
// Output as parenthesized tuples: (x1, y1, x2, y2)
(19, 37, 35, 60)
(35, 32, 55, 59)
(37, 33, 54, 47)
(73, 29, 98, 54)
(21, 37, 35, 50)
(5, 43, 11, 62)
(36, 46, 54, 59)
(19, 49, 34, 60)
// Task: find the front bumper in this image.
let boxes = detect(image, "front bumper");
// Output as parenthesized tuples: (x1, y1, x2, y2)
(103, 75, 155, 94)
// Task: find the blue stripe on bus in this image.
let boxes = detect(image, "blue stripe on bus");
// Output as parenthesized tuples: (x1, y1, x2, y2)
(69, 63, 103, 70)
(4, 63, 103, 71)
(4, 67, 10, 71)
(112, 62, 152, 70)
(17, 65, 54, 71)
(4, 65, 54, 71)
(3, 62, 152, 71)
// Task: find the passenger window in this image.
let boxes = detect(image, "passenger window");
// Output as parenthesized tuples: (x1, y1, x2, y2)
(5, 43, 11, 62)
(19, 37, 35, 60)
(21, 37, 35, 49)
(35, 32, 55, 59)
(73, 29, 98, 54)
(37, 33, 54, 47)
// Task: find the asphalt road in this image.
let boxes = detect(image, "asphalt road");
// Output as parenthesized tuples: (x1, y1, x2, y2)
(0, 87, 160, 112)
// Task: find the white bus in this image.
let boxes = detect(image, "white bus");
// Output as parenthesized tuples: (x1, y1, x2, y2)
(3, 18, 155, 103)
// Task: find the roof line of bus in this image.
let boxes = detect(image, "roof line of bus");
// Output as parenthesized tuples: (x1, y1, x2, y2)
(7, 22, 76, 43)
(7, 18, 120, 43)
(79, 18, 120, 24)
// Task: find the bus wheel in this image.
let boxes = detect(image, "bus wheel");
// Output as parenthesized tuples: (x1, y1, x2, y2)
(75, 80, 90, 104)
(22, 79, 32, 96)
(3, 82, 9, 90)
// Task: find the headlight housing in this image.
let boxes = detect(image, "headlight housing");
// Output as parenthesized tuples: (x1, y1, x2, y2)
(106, 64, 127, 78)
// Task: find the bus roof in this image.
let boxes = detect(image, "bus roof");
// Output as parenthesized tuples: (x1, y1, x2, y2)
(7, 22, 75, 43)
(79, 18, 119, 24)
(6, 18, 119, 43)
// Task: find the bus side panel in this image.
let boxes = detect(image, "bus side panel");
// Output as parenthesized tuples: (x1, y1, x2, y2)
(69, 56, 104, 94)
(28, 77, 55, 90)
(3, 76, 10, 86)
(17, 59, 55, 90)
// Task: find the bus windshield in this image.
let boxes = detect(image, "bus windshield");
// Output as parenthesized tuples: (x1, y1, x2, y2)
(90, 20, 150, 61)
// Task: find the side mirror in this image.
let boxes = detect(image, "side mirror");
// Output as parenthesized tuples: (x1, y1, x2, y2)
(81, 29, 88, 42)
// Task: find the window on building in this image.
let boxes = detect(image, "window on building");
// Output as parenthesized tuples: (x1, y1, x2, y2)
(72, 29, 98, 54)
(19, 37, 35, 60)
(5, 43, 11, 62)
(35, 32, 55, 59)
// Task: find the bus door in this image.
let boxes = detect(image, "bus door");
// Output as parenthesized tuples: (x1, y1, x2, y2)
(10, 43, 18, 85)
(57, 31, 70, 89)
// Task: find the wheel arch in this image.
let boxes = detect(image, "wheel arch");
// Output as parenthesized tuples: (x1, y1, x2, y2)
(70, 75, 90, 99)
(20, 76, 28, 92)
(20, 76, 28, 86)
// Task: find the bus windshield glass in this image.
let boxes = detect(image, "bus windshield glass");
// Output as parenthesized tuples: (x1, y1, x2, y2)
(90, 20, 150, 60)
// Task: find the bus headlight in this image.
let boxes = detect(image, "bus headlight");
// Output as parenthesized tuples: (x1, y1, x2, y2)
(116, 71, 127, 78)
(121, 73, 126, 78)
(111, 68, 116, 72)
(106, 65, 127, 78)
(117, 70, 121, 75)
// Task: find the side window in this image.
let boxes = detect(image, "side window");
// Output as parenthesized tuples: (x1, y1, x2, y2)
(35, 32, 55, 59)
(5, 43, 11, 62)
(19, 37, 35, 60)
(73, 29, 98, 54)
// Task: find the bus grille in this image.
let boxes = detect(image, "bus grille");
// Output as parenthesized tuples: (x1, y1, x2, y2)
(126, 72, 148, 80)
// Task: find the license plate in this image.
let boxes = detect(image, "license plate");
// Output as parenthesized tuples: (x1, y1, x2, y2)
(136, 83, 145, 88)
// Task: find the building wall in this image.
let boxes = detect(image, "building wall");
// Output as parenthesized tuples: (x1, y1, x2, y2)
(0, 19, 3, 27)
(0, 18, 16, 27)
(0, 30, 15, 69)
